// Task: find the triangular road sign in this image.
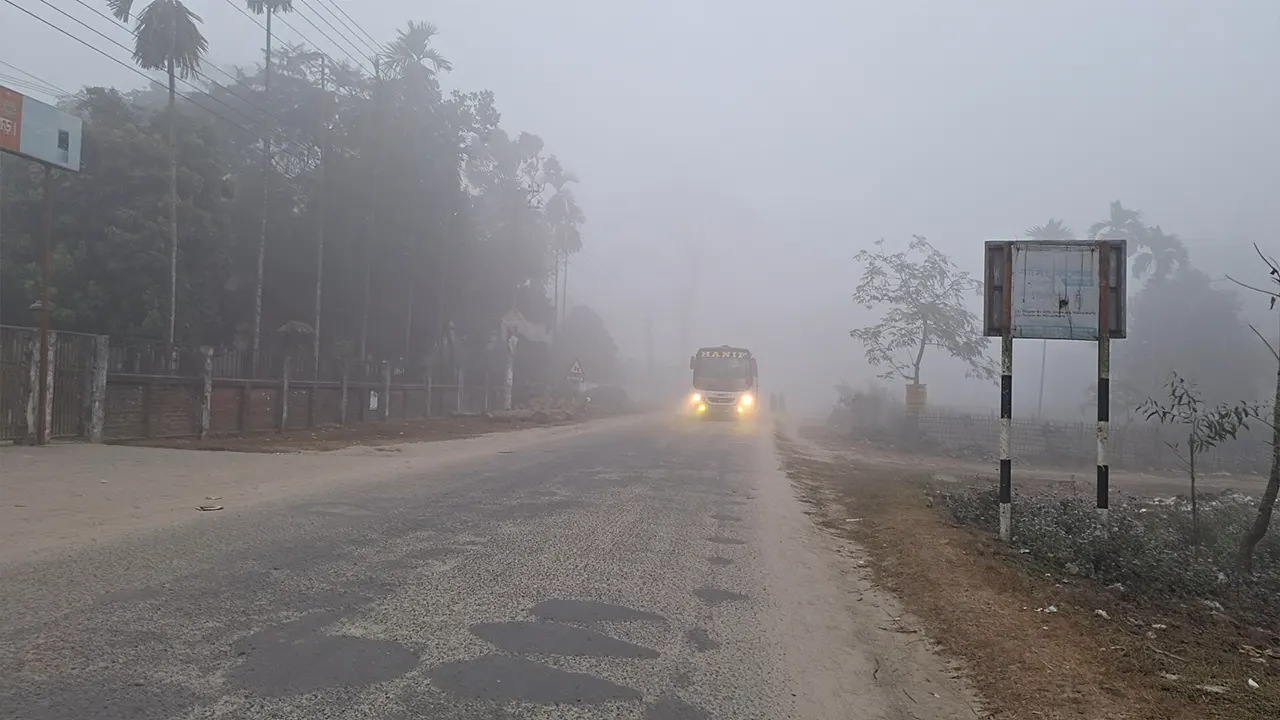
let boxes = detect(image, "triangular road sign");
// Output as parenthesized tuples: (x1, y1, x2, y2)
(567, 358, 584, 379)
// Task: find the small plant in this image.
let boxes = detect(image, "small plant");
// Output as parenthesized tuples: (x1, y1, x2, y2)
(1137, 373, 1262, 545)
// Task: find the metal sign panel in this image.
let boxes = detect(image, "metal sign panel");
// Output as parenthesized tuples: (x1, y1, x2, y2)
(984, 240, 1126, 339)
(567, 358, 584, 379)
(0, 84, 82, 172)
(0, 86, 21, 155)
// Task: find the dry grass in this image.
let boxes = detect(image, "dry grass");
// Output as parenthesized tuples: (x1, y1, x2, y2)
(777, 432, 1280, 720)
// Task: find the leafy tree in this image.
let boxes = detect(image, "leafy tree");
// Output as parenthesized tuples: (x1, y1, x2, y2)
(1138, 373, 1261, 545)
(1226, 246, 1280, 573)
(0, 18, 605, 401)
(553, 305, 618, 384)
(849, 235, 996, 386)
(107, 0, 209, 347)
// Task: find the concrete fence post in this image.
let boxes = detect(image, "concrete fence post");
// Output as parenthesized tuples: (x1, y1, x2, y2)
(31, 331, 56, 443)
(279, 357, 291, 432)
(85, 335, 109, 442)
(424, 368, 432, 418)
(21, 335, 37, 445)
(380, 361, 391, 421)
(339, 359, 349, 425)
(198, 346, 213, 438)
(455, 367, 465, 414)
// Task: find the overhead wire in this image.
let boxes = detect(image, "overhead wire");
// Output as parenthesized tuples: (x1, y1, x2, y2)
(276, 3, 370, 71)
(24, 0, 264, 128)
(0, 59, 73, 97)
(297, 0, 377, 62)
(316, 0, 384, 56)
(65, 0, 281, 124)
(2, 0, 313, 166)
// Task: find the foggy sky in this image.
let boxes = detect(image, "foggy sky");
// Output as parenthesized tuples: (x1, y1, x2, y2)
(2, 0, 1277, 411)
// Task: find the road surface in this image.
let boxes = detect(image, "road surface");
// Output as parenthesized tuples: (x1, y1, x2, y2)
(0, 415, 976, 719)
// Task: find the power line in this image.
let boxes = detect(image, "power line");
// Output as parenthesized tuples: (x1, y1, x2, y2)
(2, 0, 312, 166)
(66, 0, 280, 124)
(0, 59, 73, 97)
(318, 0, 384, 55)
(298, 0, 377, 61)
(218, 0, 370, 77)
(279, 4, 369, 71)
(25, 0, 265, 129)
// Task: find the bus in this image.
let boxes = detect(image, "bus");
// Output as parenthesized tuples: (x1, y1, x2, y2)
(687, 345, 758, 418)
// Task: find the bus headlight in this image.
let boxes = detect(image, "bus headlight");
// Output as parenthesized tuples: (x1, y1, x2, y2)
(691, 392, 702, 404)
(740, 393, 754, 407)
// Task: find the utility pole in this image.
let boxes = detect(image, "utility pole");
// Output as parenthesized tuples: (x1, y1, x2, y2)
(359, 57, 382, 360)
(35, 165, 52, 445)
(312, 55, 328, 377)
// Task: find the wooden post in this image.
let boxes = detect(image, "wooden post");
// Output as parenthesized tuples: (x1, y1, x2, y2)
(198, 346, 213, 438)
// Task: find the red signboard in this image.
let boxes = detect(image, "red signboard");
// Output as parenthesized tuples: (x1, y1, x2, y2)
(0, 85, 22, 154)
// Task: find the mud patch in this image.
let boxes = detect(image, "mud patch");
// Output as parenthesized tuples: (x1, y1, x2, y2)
(706, 556, 735, 566)
(705, 536, 745, 545)
(470, 621, 659, 658)
(428, 654, 641, 704)
(710, 513, 741, 522)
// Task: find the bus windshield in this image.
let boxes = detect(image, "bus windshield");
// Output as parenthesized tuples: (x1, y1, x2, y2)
(693, 354, 753, 392)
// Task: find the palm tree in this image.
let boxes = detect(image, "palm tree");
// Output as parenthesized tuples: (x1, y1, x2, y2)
(543, 158, 583, 327)
(1088, 201, 1187, 279)
(107, 0, 208, 351)
(246, 0, 293, 371)
(1025, 218, 1074, 241)
(382, 21, 453, 80)
(376, 22, 452, 360)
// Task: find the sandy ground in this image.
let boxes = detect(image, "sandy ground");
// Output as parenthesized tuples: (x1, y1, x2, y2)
(1, 412, 983, 719)
(0, 415, 640, 564)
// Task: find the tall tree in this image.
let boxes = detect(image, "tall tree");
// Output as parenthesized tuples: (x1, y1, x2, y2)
(849, 235, 996, 385)
(1227, 246, 1280, 573)
(107, 0, 209, 348)
(542, 156, 583, 327)
(246, 0, 293, 369)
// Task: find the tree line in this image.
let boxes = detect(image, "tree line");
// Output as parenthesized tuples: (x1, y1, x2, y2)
(0, 2, 599, 377)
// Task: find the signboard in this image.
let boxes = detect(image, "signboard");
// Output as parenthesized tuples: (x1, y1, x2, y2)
(984, 240, 1126, 340)
(567, 358, 584, 381)
(0, 84, 82, 172)
(696, 349, 750, 359)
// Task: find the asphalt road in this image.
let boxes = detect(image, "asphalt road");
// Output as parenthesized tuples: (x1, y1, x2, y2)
(0, 416, 973, 720)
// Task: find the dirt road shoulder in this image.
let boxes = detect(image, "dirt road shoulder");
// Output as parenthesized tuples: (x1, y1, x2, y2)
(776, 430, 1277, 720)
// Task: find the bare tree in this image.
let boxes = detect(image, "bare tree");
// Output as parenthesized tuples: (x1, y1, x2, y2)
(1226, 245, 1280, 573)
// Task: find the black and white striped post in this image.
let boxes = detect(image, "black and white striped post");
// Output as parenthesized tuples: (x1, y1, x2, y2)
(999, 333, 1013, 543)
(1096, 247, 1113, 535)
